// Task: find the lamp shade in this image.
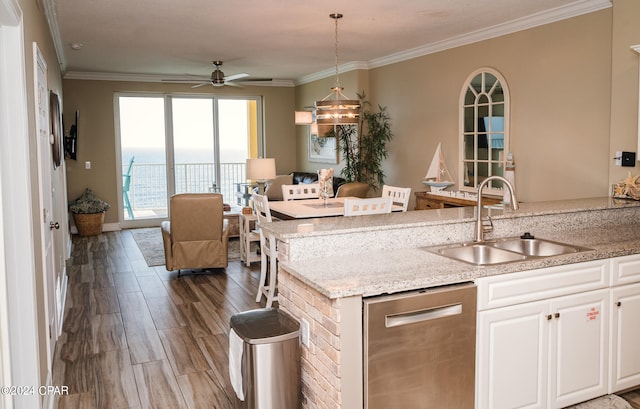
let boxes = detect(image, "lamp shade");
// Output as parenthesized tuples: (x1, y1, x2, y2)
(246, 158, 276, 181)
(295, 111, 313, 125)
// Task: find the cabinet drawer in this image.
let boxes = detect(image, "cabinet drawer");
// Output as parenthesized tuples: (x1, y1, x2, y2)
(477, 259, 609, 310)
(611, 254, 640, 286)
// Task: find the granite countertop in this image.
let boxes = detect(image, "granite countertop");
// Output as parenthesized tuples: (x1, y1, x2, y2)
(274, 197, 640, 299)
(265, 196, 640, 239)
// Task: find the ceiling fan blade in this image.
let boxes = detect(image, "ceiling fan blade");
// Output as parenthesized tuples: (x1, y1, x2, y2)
(224, 81, 243, 88)
(238, 78, 273, 82)
(190, 82, 210, 88)
(224, 73, 250, 82)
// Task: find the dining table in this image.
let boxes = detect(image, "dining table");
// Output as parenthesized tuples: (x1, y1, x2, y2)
(268, 196, 402, 220)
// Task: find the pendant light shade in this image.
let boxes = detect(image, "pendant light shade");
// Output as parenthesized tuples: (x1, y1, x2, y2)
(315, 13, 360, 125)
(294, 110, 313, 125)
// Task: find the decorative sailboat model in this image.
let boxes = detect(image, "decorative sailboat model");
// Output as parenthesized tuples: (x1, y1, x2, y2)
(422, 142, 455, 191)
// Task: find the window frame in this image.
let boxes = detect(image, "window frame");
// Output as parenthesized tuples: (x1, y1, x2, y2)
(458, 68, 510, 196)
(114, 92, 264, 226)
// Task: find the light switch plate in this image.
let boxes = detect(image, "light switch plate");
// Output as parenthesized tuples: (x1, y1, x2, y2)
(621, 151, 636, 167)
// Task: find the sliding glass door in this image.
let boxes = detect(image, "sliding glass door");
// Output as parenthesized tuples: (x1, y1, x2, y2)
(117, 94, 262, 226)
(171, 97, 216, 194)
(118, 96, 168, 221)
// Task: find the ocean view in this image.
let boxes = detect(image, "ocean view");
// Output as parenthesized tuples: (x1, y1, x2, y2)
(122, 147, 249, 213)
(123, 147, 248, 165)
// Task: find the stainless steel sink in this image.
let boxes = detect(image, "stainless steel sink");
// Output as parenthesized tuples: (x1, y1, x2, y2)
(437, 244, 528, 265)
(489, 237, 589, 257)
(425, 234, 591, 266)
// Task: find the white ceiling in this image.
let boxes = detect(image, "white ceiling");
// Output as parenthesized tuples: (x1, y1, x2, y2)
(47, 0, 611, 85)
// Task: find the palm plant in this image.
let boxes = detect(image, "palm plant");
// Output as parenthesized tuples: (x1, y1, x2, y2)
(336, 93, 393, 191)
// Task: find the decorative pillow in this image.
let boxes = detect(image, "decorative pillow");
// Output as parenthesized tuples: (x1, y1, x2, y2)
(69, 188, 110, 214)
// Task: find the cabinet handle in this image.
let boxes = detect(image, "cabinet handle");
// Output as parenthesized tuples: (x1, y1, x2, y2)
(547, 314, 553, 320)
(616, 301, 622, 307)
(554, 312, 560, 319)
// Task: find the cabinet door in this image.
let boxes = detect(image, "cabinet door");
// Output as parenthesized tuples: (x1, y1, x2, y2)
(611, 254, 640, 286)
(549, 289, 609, 409)
(476, 300, 548, 409)
(610, 283, 640, 392)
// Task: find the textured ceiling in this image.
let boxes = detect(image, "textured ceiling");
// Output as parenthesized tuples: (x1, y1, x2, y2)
(48, 0, 611, 84)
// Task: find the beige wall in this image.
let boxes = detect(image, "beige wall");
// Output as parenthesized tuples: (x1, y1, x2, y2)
(299, 9, 617, 206)
(610, 0, 640, 185)
(294, 70, 369, 176)
(62, 80, 296, 224)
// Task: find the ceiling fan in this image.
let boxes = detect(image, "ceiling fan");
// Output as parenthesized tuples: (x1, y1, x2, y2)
(165, 60, 272, 88)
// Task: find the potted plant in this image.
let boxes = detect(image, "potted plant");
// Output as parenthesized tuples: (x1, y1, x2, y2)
(336, 92, 393, 191)
(69, 188, 110, 236)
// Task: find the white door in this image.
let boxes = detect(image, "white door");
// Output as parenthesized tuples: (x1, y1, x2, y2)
(34, 44, 58, 369)
(0, 2, 44, 407)
(610, 283, 640, 392)
(476, 300, 548, 409)
(549, 289, 609, 409)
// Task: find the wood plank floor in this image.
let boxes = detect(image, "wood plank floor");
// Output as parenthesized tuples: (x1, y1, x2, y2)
(53, 231, 265, 409)
(622, 389, 640, 409)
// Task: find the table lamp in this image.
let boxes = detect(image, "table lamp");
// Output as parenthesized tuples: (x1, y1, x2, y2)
(246, 158, 276, 195)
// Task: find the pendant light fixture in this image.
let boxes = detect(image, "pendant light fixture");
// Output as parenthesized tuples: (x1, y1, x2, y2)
(315, 13, 361, 125)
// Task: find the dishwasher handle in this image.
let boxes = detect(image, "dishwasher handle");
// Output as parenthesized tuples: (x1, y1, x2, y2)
(385, 303, 463, 328)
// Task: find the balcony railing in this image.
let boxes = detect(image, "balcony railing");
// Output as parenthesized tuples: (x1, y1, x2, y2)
(123, 162, 247, 218)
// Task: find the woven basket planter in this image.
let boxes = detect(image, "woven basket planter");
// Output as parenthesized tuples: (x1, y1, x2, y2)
(73, 212, 105, 236)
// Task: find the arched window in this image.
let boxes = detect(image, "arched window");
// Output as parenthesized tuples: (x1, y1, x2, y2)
(459, 68, 510, 194)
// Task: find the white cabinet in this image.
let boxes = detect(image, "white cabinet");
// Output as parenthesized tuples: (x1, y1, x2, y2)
(609, 254, 640, 393)
(477, 289, 609, 409)
(610, 283, 640, 392)
(476, 300, 548, 409)
(476, 259, 610, 409)
(549, 289, 609, 408)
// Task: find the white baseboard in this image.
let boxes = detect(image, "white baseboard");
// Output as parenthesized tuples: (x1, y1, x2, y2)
(57, 272, 67, 337)
(42, 372, 54, 409)
(69, 222, 121, 235)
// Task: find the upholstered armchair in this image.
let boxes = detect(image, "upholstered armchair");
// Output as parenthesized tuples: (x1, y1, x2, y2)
(161, 193, 229, 276)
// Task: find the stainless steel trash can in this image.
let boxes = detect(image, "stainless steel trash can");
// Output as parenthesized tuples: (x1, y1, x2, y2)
(230, 308, 300, 409)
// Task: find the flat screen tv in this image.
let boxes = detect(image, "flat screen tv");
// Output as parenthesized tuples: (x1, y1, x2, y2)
(64, 110, 78, 160)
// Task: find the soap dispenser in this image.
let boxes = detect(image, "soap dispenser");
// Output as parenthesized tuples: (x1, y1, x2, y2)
(503, 152, 516, 204)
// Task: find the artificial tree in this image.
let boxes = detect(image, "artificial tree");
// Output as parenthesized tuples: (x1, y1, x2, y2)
(336, 92, 393, 191)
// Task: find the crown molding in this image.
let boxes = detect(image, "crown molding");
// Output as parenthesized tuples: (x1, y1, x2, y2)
(42, 0, 66, 71)
(64, 71, 295, 87)
(297, 0, 612, 84)
(295, 61, 370, 86)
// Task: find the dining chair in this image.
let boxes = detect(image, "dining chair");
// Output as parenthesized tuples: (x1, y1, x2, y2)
(382, 185, 412, 212)
(281, 183, 321, 201)
(344, 197, 393, 216)
(252, 193, 278, 307)
(335, 182, 369, 198)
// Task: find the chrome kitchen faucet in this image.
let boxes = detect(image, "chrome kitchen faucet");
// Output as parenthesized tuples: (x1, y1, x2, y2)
(474, 176, 519, 242)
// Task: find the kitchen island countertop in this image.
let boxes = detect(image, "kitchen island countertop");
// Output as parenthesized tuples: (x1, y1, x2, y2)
(260, 196, 640, 298)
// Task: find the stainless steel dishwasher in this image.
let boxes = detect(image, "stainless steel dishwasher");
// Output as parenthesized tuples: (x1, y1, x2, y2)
(364, 282, 477, 409)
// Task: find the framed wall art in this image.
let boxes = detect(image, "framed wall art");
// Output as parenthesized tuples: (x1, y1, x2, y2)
(308, 132, 338, 164)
